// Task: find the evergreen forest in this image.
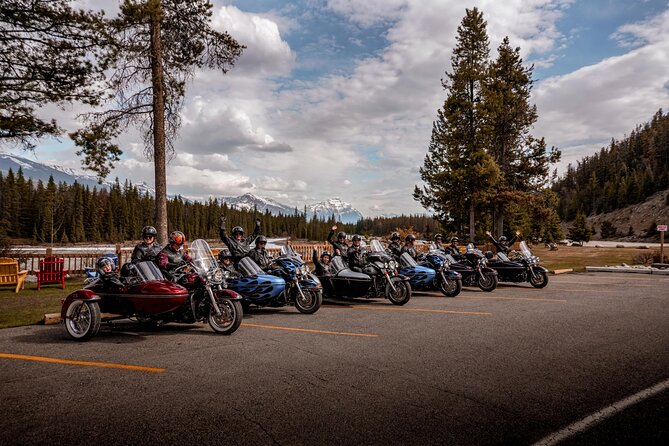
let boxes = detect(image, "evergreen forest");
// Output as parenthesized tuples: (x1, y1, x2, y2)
(552, 109, 669, 220)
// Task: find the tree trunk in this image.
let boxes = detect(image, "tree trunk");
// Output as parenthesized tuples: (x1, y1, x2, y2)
(469, 201, 476, 243)
(495, 203, 504, 238)
(150, 1, 168, 244)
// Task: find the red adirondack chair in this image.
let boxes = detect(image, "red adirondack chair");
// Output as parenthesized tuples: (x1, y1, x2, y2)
(36, 256, 68, 290)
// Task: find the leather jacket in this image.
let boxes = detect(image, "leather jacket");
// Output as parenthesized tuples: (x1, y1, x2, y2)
(312, 250, 333, 276)
(327, 230, 349, 258)
(248, 248, 273, 270)
(131, 241, 162, 263)
(220, 223, 260, 264)
(347, 245, 366, 269)
(387, 241, 402, 259)
(157, 244, 192, 275)
(401, 244, 417, 259)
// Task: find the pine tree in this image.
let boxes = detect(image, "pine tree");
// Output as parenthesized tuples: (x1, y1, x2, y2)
(414, 8, 500, 242)
(568, 210, 592, 246)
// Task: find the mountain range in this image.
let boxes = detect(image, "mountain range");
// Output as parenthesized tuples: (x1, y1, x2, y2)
(1, 153, 364, 223)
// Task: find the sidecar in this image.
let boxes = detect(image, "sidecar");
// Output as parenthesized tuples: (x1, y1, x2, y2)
(226, 257, 286, 307)
(61, 261, 189, 341)
(485, 252, 527, 282)
(398, 253, 437, 290)
(318, 256, 371, 299)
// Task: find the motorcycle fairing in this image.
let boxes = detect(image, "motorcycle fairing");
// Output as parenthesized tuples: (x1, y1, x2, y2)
(60, 289, 101, 319)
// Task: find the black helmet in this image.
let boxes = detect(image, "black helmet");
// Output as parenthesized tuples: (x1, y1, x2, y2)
(97, 257, 114, 274)
(390, 232, 400, 241)
(434, 233, 443, 241)
(405, 234, 416, 242)
(337, 231, 346, 240)
(352, 234, 362, 242)
(232, 226, 244, 236)
(142, 225, 157, 238)
(321, 251, 331, 260)
(499, 236, 508, 242)
(256, 235, 267, 245)
(218, 248, 232, 261)
(169, 230, 185, 246)
(451, 236, 459, 243)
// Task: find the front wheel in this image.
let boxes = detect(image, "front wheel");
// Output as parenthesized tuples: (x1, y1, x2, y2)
(387, 278, 411, 305)
(440, 278, 462, 297)
(65, 300, 101, 341)
(477, 272, 498, 292)
(294, 289, 322, 314)
(529, 270, 549, 288)
(208, 299, 243, 335)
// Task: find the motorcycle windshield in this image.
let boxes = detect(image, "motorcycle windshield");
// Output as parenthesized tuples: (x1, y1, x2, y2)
(189, 239, 218, 275)
(429, 243, 444, 252)
(444, 254, 456, 264)
(400, 252, 417, 267)
(497, 252, 510, 262)
(237, 256, 264, 276)
(330, 256, 348, 274)
(280, 244, 303, 262)
(520, 241, 532, 258)
(134, 261, 165, 282)
(370, 239, 385, 253)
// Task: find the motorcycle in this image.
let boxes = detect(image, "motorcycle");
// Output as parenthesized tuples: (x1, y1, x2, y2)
(227, 247, 322, 314)
(61, 240, 243, 341)
(405, 248, 463, 297)
(317, 240, 411, 305)
(486, 241, 549, 288)
(446, 243, 498, 292)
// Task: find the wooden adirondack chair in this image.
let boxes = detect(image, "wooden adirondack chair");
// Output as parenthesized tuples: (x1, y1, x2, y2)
(36, 256, 68, 290)
(0, 257, 29, 293)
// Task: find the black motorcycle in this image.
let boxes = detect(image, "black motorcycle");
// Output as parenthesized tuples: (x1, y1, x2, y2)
(446, 244, 498, 292)
(318, 240, 411, 305)
(486, 241, 548, 288)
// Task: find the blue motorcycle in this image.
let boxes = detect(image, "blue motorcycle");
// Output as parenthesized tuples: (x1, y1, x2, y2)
(265, 244, 323, 314)
(399, 251, 463, 297)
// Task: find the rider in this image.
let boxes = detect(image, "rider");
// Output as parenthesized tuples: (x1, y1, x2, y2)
(219, 215, 261, 264)
(387, 232, 402, 259)
(95, 257, 123, 290)
(347, 235, 365, 272)
(217, 248, 240, 278)
(486, 230, 520, 255)
(156, 231, 192, 280)
(445, 236, 461, 258)
(131, 225, 162, 263)
(248, 235, 274, 271)
(327, 225, 349, 258)
(312, 249, 333, 277)
(433, 233, 445, 251)
(401, 234, 418, 259)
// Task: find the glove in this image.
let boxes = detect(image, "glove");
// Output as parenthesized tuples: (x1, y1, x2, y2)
(219, 215, 226, 229)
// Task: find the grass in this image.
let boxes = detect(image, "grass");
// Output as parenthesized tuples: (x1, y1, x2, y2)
(0, 279, 84, 329)
(528, 245, 653, 272)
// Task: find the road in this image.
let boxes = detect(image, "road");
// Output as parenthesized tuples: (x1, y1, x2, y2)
(1, 273, 667, 445)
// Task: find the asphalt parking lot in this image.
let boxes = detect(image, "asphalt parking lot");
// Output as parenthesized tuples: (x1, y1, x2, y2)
(1, 272, 668, 445)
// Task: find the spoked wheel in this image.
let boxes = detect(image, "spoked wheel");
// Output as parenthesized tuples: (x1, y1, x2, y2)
(208, 298, 243, 335)
(529, 270, 549, 288)
(440, 278, 462, 297)
(65, 300, 101, 341)
(477, 273, 498, 292)
(294, 289, 322, 314)
(387, 278, 411, 305)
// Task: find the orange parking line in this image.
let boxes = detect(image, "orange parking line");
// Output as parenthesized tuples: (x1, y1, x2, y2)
(458, 296, 567, 303)
(241, 323, 378, 337)
(323, 304, 492, 316)
(0, 353, 165, 373)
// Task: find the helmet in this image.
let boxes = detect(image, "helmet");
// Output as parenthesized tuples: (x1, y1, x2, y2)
(169, 231, 185, 246)
(405, 234, 416, 242)
(142, 225, 157, 238)
(256, 235, 267, 245)
(434, 233, 443, 241)
(352, 234, 362, 242)
(390, 232, 400, 241)
(97, 257, 114, 274)
(337, 231, 347, 240)
(321, 251, 331, 260)
(218, 248, 232, 261)
(499, 236, 507, 242)
(232, 226, 244, 236)
(451, 237, 459, 243)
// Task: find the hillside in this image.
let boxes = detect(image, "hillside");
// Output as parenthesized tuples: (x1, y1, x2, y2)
(578, 189, 669, 241)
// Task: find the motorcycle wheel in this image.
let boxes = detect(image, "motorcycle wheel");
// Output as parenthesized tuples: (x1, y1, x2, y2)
(529, 270, 549, 288)
(387, 278, 411, 306)
(208, 298, 243, 335)
(477, 273, 497, 292)
(440, 278, 462, 297)
(65, 300, 101, 341)
(294, 289, 322, 314)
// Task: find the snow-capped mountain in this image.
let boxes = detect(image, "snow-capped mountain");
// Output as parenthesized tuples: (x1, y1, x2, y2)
(0, 152, 154, 195)
(307, 197, 363, 224)
(221, 193, 299, 216)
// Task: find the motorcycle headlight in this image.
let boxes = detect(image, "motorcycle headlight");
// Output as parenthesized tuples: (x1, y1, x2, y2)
(295, 267, 303, 275)
(389, 260, 398, 269)
(211, 268, 224, 284)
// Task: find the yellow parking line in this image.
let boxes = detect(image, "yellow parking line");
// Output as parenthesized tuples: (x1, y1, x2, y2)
(0, 353, 165, 373)
(241, 323, 378, 337)
(458, 296, 567, 303)
(322, 304, 492, 316)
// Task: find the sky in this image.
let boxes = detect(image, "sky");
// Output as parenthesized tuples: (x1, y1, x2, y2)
(6, 0, 669, 217)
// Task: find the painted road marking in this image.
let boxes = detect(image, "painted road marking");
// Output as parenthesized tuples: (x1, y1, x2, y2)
(0, 353, 165, 373)
(457, 296, 567, 303)
(532, 377, 669, 446)
(322, 304, 492, 316)
(241, 323, 378, 337)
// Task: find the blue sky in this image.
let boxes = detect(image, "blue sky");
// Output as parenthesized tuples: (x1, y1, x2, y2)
(6, 0, 669, 217)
